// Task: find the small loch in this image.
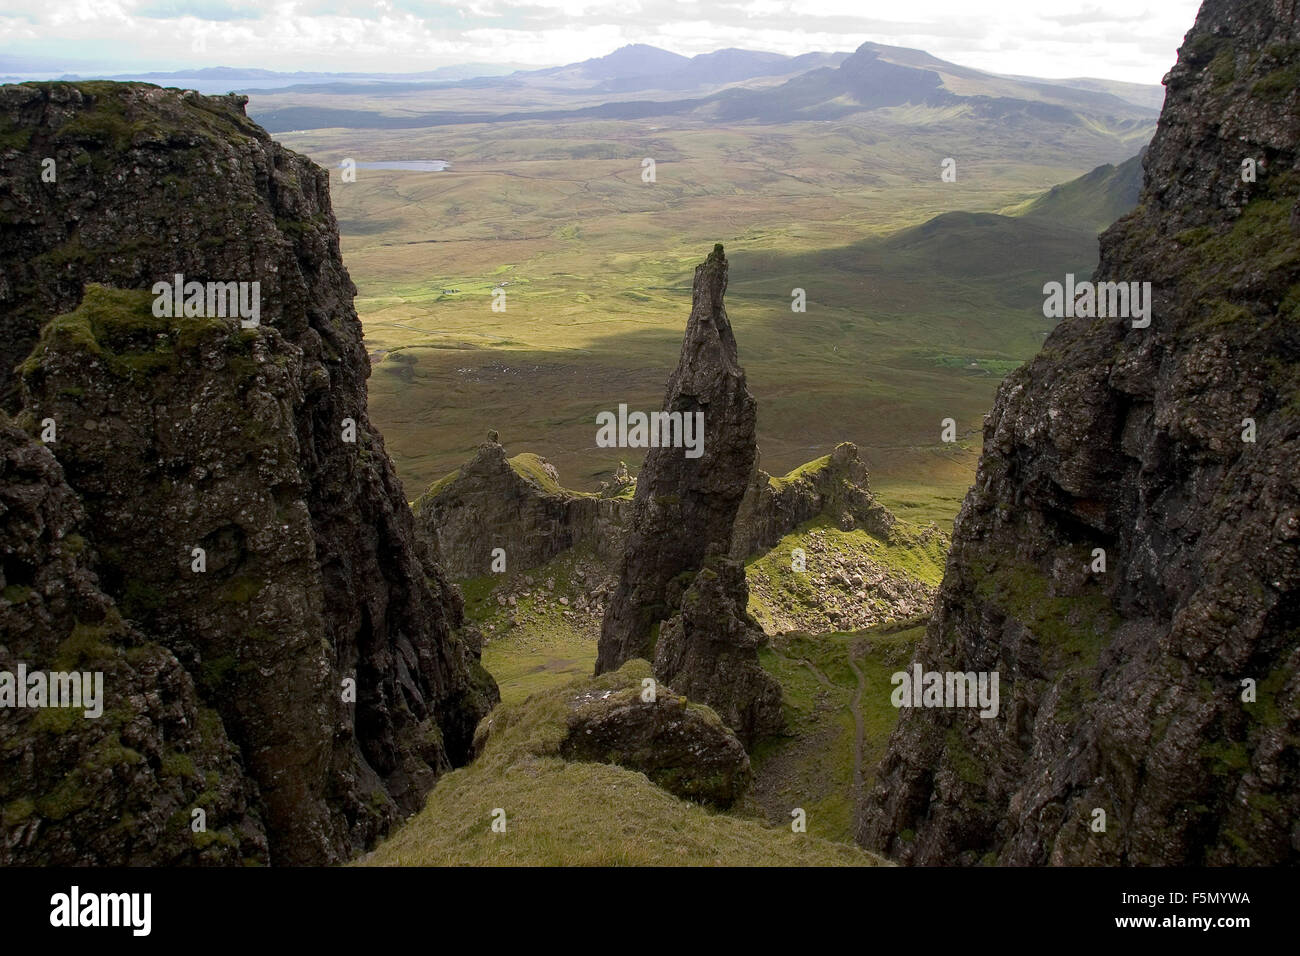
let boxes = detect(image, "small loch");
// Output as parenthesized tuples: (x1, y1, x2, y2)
(352, 160, 450, 172)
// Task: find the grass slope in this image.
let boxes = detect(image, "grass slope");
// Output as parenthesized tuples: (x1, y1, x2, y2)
(447, 528, 929, 856)
(749, 623, 923, 844)
(362, 660, 888, 866)
(745, 514, 946, 634)
(460, 547, 606, 705)
(1005, 149, 1145, 234)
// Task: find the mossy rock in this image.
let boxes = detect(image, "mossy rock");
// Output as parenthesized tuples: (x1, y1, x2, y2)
(19, 284, 256, 392)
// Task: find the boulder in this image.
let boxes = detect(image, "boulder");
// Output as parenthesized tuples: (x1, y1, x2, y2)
(558, 662, 752, 808)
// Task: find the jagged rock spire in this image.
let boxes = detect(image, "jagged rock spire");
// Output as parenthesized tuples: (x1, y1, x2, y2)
(595, 245, 781, 747)
(596, 244, 758, 673)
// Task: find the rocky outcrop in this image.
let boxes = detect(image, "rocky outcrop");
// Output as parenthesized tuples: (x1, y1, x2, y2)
(420, 437, 903, 584)
(556, 663, 752, 807)
(598, 460, 636, 498)
(470, 659, 752, 808)
(862, 0, 1300, 865)
(597, 245, 759, 673)
(412, 436, 628, 579)
(0, 82, 497, 865)
(652, 557, 784, 747)
(419, 435, 919, 637)
(731, 442, 897, 557)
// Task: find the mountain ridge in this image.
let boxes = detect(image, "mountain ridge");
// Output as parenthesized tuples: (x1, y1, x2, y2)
(243, 39, 1158, 134)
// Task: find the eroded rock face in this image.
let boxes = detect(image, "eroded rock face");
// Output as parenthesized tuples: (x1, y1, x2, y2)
(652, 558, 784, 748)
(597, 245, 759, 673)
(0, 415, 267, 865)
(412, 437, 628, 579)
(0, 83, 497, 864)
(557, 663, 752, 808)
(861, 0, 1300, 865)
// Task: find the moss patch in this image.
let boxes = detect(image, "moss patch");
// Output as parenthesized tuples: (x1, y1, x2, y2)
(20, 284, 257, 395)
(968, 554, 1117, 666)
(1252, 63, 1300, 101)
(2, 585, 32, 604)
(767, 454, 832, 490)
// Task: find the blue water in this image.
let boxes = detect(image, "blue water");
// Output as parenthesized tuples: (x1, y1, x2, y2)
(351, 160, 449, 172)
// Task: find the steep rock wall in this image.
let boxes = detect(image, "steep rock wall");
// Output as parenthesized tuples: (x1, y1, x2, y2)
(861, 0, 1300, 865)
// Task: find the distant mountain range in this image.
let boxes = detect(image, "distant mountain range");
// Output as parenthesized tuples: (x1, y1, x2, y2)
(525, 44, 849, 93)
(10, 42, 1161, 123)
(243, 41, 1161, 136)
(996, 75, 1166, 112)
(4, 45, 844, 97)
(699, 42, 1161, 122)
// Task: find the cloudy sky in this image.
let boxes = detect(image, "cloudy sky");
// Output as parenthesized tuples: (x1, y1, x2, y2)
(1, 0, 1204, 84)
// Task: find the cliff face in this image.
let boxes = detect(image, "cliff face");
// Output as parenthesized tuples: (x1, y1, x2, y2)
(0, 415, 268, 863)
(0, 83, 496, 864)
(862, 0, 1300, 865)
